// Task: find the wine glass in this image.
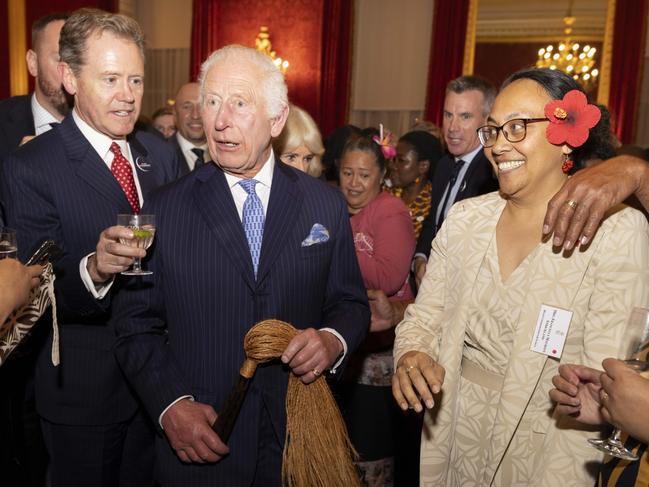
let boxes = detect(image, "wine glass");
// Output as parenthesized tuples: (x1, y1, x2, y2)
(116, 214, 155, 275)
(587, 307, 649, 461)
(0, 228, 17, 259)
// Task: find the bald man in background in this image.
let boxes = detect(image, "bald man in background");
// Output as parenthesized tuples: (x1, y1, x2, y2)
(170, 82, 210, 175)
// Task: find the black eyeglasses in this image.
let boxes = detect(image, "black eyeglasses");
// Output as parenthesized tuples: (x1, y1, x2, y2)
(477, 118, 548, 148)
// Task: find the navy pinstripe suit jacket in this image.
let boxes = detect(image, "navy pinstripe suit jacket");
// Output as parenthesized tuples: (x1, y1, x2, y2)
(0, 114, 181, 425)
(0, 94, 34, 162)
(112, 160, 369, 484)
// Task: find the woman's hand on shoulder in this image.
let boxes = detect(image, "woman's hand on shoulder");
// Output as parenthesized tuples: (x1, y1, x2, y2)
(392, 351, 445, 413)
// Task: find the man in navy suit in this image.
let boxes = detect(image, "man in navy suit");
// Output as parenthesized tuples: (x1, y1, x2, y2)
(112, 45, 369, 486)
(1, 9, 180, 487)
(0, 14, 72, 484)
(413, 76, 498, 285)
(0, 12, 71, 162)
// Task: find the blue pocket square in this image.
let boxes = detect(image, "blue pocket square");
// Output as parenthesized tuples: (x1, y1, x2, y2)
(301, 223, 330, 247)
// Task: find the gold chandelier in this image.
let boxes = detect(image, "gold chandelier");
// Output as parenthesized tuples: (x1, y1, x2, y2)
(255, 26, 289, 74)
(536, 3, 598, 87)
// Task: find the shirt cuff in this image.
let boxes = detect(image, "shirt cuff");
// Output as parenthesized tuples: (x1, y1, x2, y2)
(159, 395, 195, 429)
(412, 253, 427, 272)
(320, 327, 347, 374)
(79, 253, 115, 299)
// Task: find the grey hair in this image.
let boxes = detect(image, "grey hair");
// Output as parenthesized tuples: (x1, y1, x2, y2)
(446, 75, 496, 117)
(59, 8, 145, 76)
(198, 44, 288, 118)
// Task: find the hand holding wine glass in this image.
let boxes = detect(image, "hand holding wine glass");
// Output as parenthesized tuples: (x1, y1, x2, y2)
(587, 307, 649, 461)
(116, 214, 156, 275)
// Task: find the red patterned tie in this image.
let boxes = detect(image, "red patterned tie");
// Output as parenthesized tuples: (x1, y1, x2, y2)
(109, 142, 140, 214)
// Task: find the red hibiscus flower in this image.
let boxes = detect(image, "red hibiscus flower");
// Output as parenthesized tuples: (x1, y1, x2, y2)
(544, 89, 601, 147)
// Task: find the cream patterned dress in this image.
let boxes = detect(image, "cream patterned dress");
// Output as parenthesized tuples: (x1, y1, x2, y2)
(394, 192, 649, 487)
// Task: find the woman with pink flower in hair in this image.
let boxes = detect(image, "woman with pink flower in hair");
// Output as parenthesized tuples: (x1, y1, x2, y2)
(392, 68, 649, 486)
(336, 133, 416, 486)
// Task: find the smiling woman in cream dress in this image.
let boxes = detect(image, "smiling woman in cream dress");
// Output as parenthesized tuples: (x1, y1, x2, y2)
(392, 68, 649, 487)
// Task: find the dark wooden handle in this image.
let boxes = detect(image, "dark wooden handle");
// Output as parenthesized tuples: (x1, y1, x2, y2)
(212, 376, 251, 443)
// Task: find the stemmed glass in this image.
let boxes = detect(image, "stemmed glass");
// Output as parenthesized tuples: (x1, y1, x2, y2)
(0, 228, 17, 259)
(116, 214, 156, 276)
(587, 307, 649, 461)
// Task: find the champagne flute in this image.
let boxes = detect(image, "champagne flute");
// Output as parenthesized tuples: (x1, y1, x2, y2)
(587, 307, 649, 461)
(0, 228, 17, 259)
(116, 214, 155, 275)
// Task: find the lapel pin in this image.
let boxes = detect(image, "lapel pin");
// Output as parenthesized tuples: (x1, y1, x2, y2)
(135, 156, 152, 172)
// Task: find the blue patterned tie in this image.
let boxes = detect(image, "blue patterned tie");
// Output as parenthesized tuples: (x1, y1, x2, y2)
(239, 179, 265, 277)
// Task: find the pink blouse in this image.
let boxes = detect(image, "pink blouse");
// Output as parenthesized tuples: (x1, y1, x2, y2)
(350, 191, 416, 300)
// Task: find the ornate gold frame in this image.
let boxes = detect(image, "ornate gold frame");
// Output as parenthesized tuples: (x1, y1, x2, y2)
(597, 0, 615, 105)
(462, 0, 479, 75)
(462, 0, 615, 105)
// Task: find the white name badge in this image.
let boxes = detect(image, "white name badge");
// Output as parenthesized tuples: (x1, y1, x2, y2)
(530, 304, 573, 359)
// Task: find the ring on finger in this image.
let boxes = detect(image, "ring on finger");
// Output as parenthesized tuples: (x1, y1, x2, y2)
(566, 199, 578, 210)
(601, 391, 609, 401)
(405, 365, 417, 374)
(312, 368, 321, 377)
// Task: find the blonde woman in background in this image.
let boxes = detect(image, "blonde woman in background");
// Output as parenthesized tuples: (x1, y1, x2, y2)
(273, 104, 324, 178)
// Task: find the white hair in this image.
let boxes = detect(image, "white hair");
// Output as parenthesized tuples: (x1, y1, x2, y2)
(198, 44, 288, 118)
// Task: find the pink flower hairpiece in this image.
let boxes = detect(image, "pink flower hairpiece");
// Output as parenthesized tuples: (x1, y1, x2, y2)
(544, 90, 601, 148)
(372, 123, 397, 159)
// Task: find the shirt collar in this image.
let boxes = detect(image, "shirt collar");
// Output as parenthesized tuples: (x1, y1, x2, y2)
(176, 132, 208, 152)
(223, 151, 275, 190)
(454, 145, 482, 164)
(72, 108, 128, 160)
(31, 93, 59, 135)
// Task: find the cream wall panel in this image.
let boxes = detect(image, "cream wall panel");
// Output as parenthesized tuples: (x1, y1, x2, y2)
(135, 0, 192, 49)
(351, 0, 434, 111)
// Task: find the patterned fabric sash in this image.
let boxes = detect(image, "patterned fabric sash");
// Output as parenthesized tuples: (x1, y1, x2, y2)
(0, 263, 58, 366)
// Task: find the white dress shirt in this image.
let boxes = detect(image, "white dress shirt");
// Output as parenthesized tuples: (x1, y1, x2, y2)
(434, 144, 482, 224)
(74, 109, 144, 299)
(31, 94, 59, 136)
(176, 133, 210, 171)
(415, 145, 483, 264)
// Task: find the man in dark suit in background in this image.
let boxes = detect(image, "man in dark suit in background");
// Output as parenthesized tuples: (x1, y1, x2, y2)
(1, 9, 180, 486)
(112, 45, 369, 486)
(0, 12, 71, 486)
(170, 81, 210, 175)
(0, 12, 71, 160)
(414, 76, 498, 285)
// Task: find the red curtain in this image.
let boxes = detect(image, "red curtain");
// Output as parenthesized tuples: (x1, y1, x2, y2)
(608, 0, 648, 144)
(189, 0, 219, 81)
(188, 0, 351, 136)
(0, 0, 9, 99)
(319, 0, 353, 138)
(22, 0, 118, 93)
(424, 0, 470, 126)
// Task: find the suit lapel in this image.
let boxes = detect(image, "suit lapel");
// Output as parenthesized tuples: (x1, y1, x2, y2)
(457, 149, 488, 198)
(3, 95, 35, 148)
(59, 115, 132, 213)
(430, 154, 453, 212)
(171, 136, 191, 176)
(256, 163, 302, 284)
(12, 95, 35, 137)
(129, 134, 158, 199)
(192, 164, 256, 290)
